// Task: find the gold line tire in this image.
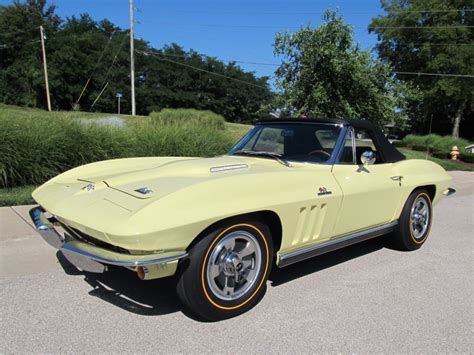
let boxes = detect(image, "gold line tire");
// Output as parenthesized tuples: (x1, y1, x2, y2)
(176, 219, 273, 321)
(391, 189, 433, 251)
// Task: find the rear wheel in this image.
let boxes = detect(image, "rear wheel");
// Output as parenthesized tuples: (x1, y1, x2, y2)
(391, 189, 433, 251)
(176, 220, 273, 321)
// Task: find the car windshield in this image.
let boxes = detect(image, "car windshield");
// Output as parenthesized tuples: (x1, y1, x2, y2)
(229, 123, 343, 164)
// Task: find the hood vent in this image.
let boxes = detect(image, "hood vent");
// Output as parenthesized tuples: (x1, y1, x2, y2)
(210, 164, 248, 173)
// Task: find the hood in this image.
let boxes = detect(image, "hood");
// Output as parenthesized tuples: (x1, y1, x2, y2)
(68, 155, 283, 200)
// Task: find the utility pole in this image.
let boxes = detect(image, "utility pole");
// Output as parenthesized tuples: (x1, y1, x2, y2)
(39, 25, 52, 112)
(129, 0, 136, 116)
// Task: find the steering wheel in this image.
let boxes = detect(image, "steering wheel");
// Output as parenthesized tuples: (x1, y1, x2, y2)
(308, 150, 331, 159)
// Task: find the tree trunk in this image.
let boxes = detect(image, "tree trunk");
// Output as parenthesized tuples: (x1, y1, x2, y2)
(452, 103, 464, 138)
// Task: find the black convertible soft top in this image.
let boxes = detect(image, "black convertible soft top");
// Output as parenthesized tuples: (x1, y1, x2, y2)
(255, 118, 406, 163)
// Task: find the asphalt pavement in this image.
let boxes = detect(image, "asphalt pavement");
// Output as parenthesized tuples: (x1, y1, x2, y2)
(1, 171, 472, 353)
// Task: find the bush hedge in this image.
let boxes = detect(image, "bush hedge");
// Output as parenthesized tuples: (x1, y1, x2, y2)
(401, 134, 471, 154)
(400, 134, 474, 163)
(461, 152, 474, 164)
(149, 108, 225, 130)
(0, 109, 233, 188)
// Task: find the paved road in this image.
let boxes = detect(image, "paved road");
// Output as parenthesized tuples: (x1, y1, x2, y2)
(1, 172, 472, 353)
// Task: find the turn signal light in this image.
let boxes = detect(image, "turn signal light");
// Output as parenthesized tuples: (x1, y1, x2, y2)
(136, 266, 146, 280)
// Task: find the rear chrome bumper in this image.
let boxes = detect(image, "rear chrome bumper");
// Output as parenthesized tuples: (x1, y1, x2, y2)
(443, 187, 456, 196)
(29, 206, 187, 275)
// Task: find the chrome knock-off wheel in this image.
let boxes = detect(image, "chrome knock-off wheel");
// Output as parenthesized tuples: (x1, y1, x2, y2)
(410, 195, 430, 240)
(206, 231, 262, 301)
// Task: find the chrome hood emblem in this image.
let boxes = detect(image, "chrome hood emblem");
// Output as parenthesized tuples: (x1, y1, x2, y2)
(82, 183, 95, 192)
(135, 187, 153, 195)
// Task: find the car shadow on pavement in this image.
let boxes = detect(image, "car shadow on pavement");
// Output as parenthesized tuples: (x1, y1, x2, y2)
(56, 251, 182, 317)
(269, 237, 385, 287)
(55, 237, 386, 318)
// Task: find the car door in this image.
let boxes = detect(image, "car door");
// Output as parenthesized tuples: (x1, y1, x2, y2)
(331, 126, 402, 237)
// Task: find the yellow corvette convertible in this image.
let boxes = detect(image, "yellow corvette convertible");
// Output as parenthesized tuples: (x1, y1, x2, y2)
(30, 118, 454, 320)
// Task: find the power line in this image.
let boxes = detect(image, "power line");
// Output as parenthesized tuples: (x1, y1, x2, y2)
(154, 47, 474, 68)
(152, 52, 281, 66)
(144, 21, 474, 30)
(0, 39, 41, 49)
(137, 49, 474, 81)
(136, 50, 270, 89)
(160, 9, 474, 15)
(409, 42, 474, 46)
(369, 25, 474, 29)
(89, 33, 129, 111)
(75, 31, 117, 105)
(137, 51, 474, 78)
(393, 71, 474, 78)
(0, 26, 42, 36)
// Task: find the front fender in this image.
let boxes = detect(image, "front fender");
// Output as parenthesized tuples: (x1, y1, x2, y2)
(105, 166, 341, 252)
(393, 159, 451, 217)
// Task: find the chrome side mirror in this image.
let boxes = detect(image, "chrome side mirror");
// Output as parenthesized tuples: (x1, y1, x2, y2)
(361, 150, 376, 165)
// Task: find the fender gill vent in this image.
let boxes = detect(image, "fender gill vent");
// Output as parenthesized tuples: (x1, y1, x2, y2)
(210, 164, 248, 173)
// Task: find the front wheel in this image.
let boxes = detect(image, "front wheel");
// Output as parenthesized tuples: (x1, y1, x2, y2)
(176, 220, 273, 321)
(391, 189, 433, 251)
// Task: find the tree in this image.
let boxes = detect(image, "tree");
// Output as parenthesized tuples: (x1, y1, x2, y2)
(0, 0, 61, 107)
(135, 44, 273, 121)
(369, 0, 473, 138)
(0, 1, 272, 121)
(273, 10, 412, 128)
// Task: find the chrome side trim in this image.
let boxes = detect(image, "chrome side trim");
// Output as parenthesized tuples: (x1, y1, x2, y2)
(444, 187, 456, 196)
(278, 221, 398, 268)
(61, 243, 187, 267)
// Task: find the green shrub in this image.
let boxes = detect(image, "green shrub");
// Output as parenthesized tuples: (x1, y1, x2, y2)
(411, 144, 427, 152)
(149, 108, 225, 130)
(392, 140, 405, 148)
(431, 150, 449, 159)
(0, 109, 233, 188)
(401, 134, 472, 155)
(461, 152, 474, 164)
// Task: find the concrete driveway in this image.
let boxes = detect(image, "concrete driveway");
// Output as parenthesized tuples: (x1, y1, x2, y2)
(1, 172, 472, 353)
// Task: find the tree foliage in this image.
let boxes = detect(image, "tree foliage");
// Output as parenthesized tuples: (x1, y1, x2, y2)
(369, 0, 473, 137)
(273, 10, 412, 128)
(0, 1, 272, 121)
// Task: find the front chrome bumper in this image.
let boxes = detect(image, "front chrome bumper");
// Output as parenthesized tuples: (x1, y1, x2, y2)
(29, 206, 187, 275)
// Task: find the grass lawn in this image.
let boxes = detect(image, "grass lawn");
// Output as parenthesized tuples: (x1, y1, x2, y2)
(399, 148, 473, 172)
(0, 186, 36, 206)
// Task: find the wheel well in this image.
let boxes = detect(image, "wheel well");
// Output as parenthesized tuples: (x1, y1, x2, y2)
(186, 211, 283, 253)
(414, 184, 436, 201)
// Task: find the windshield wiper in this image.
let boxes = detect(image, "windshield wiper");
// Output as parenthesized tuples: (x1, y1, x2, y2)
(233, 150, 292, 167)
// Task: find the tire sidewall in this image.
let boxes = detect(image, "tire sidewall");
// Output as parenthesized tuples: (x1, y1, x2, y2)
(400, 190, 433, 250)
(179, 220, 273, 320)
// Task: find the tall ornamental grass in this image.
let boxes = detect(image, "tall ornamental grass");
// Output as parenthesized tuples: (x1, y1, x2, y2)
(150, 108, 226, 130)
(0, 109, 233, 188)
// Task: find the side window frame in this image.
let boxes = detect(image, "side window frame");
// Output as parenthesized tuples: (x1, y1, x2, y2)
(335, 126, 356, 165)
